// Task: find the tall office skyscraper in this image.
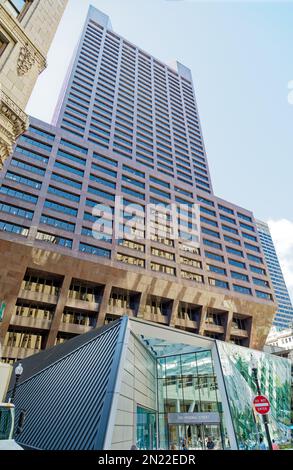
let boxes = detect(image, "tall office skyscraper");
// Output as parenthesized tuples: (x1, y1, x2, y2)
(0, 7, 276, 362)
(257, 220, 293, 329)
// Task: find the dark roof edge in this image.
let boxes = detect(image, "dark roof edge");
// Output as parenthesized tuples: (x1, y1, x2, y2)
(8, 318, 124, 393)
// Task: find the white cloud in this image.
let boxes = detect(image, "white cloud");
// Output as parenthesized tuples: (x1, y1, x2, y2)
(268, 219, 293, 302)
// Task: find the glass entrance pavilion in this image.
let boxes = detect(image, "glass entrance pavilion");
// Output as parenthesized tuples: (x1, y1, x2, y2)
(6, 317, 291, 451)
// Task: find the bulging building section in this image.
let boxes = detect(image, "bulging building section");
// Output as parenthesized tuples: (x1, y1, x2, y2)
(0, 7, 277, 363)
(0, 0, 68, 167)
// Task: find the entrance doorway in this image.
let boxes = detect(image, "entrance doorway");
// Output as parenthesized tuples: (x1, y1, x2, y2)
(136, 406, 157, 450)
(168, 423, 223, 450)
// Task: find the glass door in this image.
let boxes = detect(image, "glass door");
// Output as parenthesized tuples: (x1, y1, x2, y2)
(137, 406, 157, 450)
(167, 424, 223, 450)
(187, 425, 205, 450)
(202, 424, 223, 450)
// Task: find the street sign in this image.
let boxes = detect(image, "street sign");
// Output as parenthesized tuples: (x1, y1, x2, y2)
(253, 395, 270, 415)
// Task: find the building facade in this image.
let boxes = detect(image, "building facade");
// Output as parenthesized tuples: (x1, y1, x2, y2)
(0, 0, 68, 167)
(257, 220, 293, 329)
(0, 7, 277, 363)
(266, 326, 293, 351)
(6, 317, 292, 450)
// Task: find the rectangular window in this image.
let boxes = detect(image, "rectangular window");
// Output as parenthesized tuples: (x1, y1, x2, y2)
(244, 242, 260, 253)
(36, 232, 72, 249)
(15, 146, 48, 164)
(207, 265, 226, 275)
(237, 212, 252, 223)
(209, 279, 229, 289)
(88, 186, 115, 201)
(93, 152, 118, 167)
(19, 135, 52, 152)
(118, 239, 145, 253)
(205, 251, 224, 262)
(253, 278, 269, 287)
(247, 254, 263, 264)
(218, 204, 234, 214)
(233, 285, 252, 296)
(90, 174, 116, 189)
(240, 222, 255, 232)
(80, 243, 111, 259)
(202, 227, 220, 239)
(220, 214, 236, 225)
(117, 253, 145, 268)
(256, 291, 271, 300)
(229, 259, 246, 269)
(54, 161, 84, 177)
(250, 265, 266, 275)
(222, 225, 238, 235)
(122, 175, 145, 189)
(231, 271, 249, 282)
(11, 159, 45, 176)
(29, 127, 55, 141)
(151, 262, 176, 276)
(92, 163, 117, 178)
(40, 215, 75, 233)
(121, 186, 145, 200)
(0, 185, 38, 204)
(51, 173, 82, 190)
(0, 220, 29, 237)
(0, 32, 9, 57)
(203, 239, 222, 250)
(0, 202, 33, 220)
(47, 186, 80, 202)
(226, 247, 243, 257)
(198, 196, 214, 207)
(201, 216, 218, 228)
(123, 165, 145, 179)
(44, 200, 78, 217)
(57, 149, 86, 166)
(152, 248, 175, 261)
(150, 176, 170, 189)
(181, 271, 203, 283)
(5, 171, 41, 190)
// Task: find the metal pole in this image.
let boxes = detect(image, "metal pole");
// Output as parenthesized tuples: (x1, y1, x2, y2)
(252, 368, 273, 451)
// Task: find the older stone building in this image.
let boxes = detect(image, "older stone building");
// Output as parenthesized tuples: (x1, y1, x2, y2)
(0, 0, 68, 168)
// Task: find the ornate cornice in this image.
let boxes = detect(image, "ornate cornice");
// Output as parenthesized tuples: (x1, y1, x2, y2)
(0, 4, 46, 74)
(0, 89, 28, 125)
(0, 89, 29, 168)
(17, 42, 36, 76)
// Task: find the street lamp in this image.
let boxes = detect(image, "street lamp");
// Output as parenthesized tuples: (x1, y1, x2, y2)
(10, 363, 23, 404)
(251, 354, 273, 450)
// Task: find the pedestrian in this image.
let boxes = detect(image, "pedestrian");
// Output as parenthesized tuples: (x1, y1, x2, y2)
(182, 438, 188, 451)
(206, 436, 215, 450)
(259, 437, 267, 450)
(272, 439, 280, 450)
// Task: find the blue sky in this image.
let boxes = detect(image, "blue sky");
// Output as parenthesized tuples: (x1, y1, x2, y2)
(26, 0, 293, 299)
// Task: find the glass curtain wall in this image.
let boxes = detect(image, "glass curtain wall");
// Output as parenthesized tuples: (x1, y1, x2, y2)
(157, 350, 228, 450)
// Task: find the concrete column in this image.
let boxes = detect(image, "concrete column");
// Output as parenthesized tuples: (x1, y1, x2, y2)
(96, 283, 113, 326)
(198, 305, 208, 336)
(169, 299, 179, 327)
(224, 310, 234, 342)
(46, 275, 72, 348)
(136, 290, 149, 319)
